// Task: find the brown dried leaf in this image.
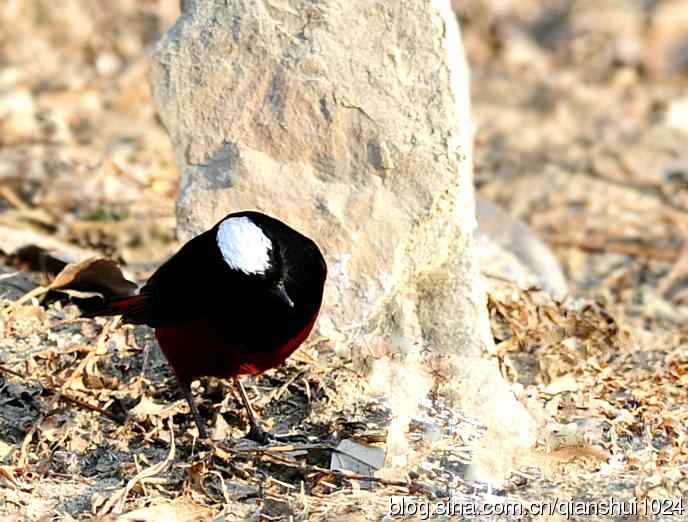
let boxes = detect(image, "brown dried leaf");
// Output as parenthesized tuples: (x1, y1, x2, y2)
(50, 257, 137, 300)
(83, 356, 119, 390)
(129, 396, 182, 422)
(187, 461, 207, 495)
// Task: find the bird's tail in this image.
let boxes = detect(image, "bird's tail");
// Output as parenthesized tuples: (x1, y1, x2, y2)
(79, 294, 147, 320)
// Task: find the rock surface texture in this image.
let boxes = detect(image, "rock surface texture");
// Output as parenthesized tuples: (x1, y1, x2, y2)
(152, 0, 535, 483)
(152, 0, 478, 341)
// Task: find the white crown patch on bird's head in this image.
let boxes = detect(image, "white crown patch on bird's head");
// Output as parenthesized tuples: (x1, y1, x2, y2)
(216, 216, 273, 275)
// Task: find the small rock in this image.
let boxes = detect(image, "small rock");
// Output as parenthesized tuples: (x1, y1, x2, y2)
(665, 97, 688, 133)
(95, 52, 121, 77)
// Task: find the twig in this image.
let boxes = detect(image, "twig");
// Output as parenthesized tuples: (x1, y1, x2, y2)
(579, 150, 688, 214)
(1, 286, 50, 314)
(547, 235, 679, 262)
(0, 363, 23, 380)
(217, 442, 335, 455)
(218, 440, 389, 481)
(264, 369, 309, 403)
(221, 440, 387, 470)
(266, 452, 408, 488)
(17, 414, 42, 469)
(213, 444, 408, 489)
(53, 389, 124, 423)
(0, 185, 30, 211)
(481, 271, 519, 284)
(97, 417, 176, 515)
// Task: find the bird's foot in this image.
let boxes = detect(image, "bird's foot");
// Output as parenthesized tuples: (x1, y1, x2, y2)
(178, 380, 210, 440)
(196, 424, 210, 441)
(247, 423, 272, 444)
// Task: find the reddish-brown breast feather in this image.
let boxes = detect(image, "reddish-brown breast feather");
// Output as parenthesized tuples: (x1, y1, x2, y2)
(154, 308, 321, 383)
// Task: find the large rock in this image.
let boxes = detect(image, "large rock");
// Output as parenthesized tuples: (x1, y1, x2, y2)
(151, 0, 535, 484)
(152, 0, 476, 341)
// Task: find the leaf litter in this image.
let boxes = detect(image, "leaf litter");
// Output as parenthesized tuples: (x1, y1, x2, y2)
(2, 0, 688, 520)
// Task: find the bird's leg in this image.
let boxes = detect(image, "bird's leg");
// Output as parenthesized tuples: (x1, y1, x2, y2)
(234, 378, 270, 444)
(179, 380, 208, 439)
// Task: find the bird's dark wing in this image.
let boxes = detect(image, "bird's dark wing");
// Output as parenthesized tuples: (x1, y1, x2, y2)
(121, 227, 243, 327)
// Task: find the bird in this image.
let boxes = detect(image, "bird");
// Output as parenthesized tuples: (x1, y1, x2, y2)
(85, 210, 327, 442)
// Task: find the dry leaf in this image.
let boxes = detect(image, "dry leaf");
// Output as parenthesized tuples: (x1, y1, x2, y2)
(114, 500, 214, 522)
(83, 356, 119, 390)
(0, 440, 15, 461)
(129, 395, 182, 422)
(97, 419, 176, 515)
(187, 462, 207, 495)
(50, 257, 137, 300)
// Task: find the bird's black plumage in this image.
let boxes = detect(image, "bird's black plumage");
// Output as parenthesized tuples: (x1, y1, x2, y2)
(88, 211, 327, 440)
(121, 212, 324, 338)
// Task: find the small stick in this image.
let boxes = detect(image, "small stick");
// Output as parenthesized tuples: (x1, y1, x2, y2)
(547, 236, 679, 263)
(213, 444, 408, 489)
(0, 363, 23, 379)
(0, 185, 30, 210)
(217, 442, 335, 455)
(17, 414, 42, 468)
(264, 369, 309, 403)
(53, 389, 124, 423)
(1, 286, 50, 314)
(222, 441, 381, 469)
(266, 453, 408, 488)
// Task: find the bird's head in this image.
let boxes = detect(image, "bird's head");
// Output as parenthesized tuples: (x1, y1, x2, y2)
(215, 215, 294, 308)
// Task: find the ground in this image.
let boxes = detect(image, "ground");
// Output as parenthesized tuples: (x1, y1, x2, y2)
(1, 1, 688, 520)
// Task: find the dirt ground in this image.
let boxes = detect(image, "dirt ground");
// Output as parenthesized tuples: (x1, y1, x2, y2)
(1, 1, 688, 520)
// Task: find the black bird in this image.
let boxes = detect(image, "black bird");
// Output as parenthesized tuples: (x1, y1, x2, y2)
(90, 211, 327, 441)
